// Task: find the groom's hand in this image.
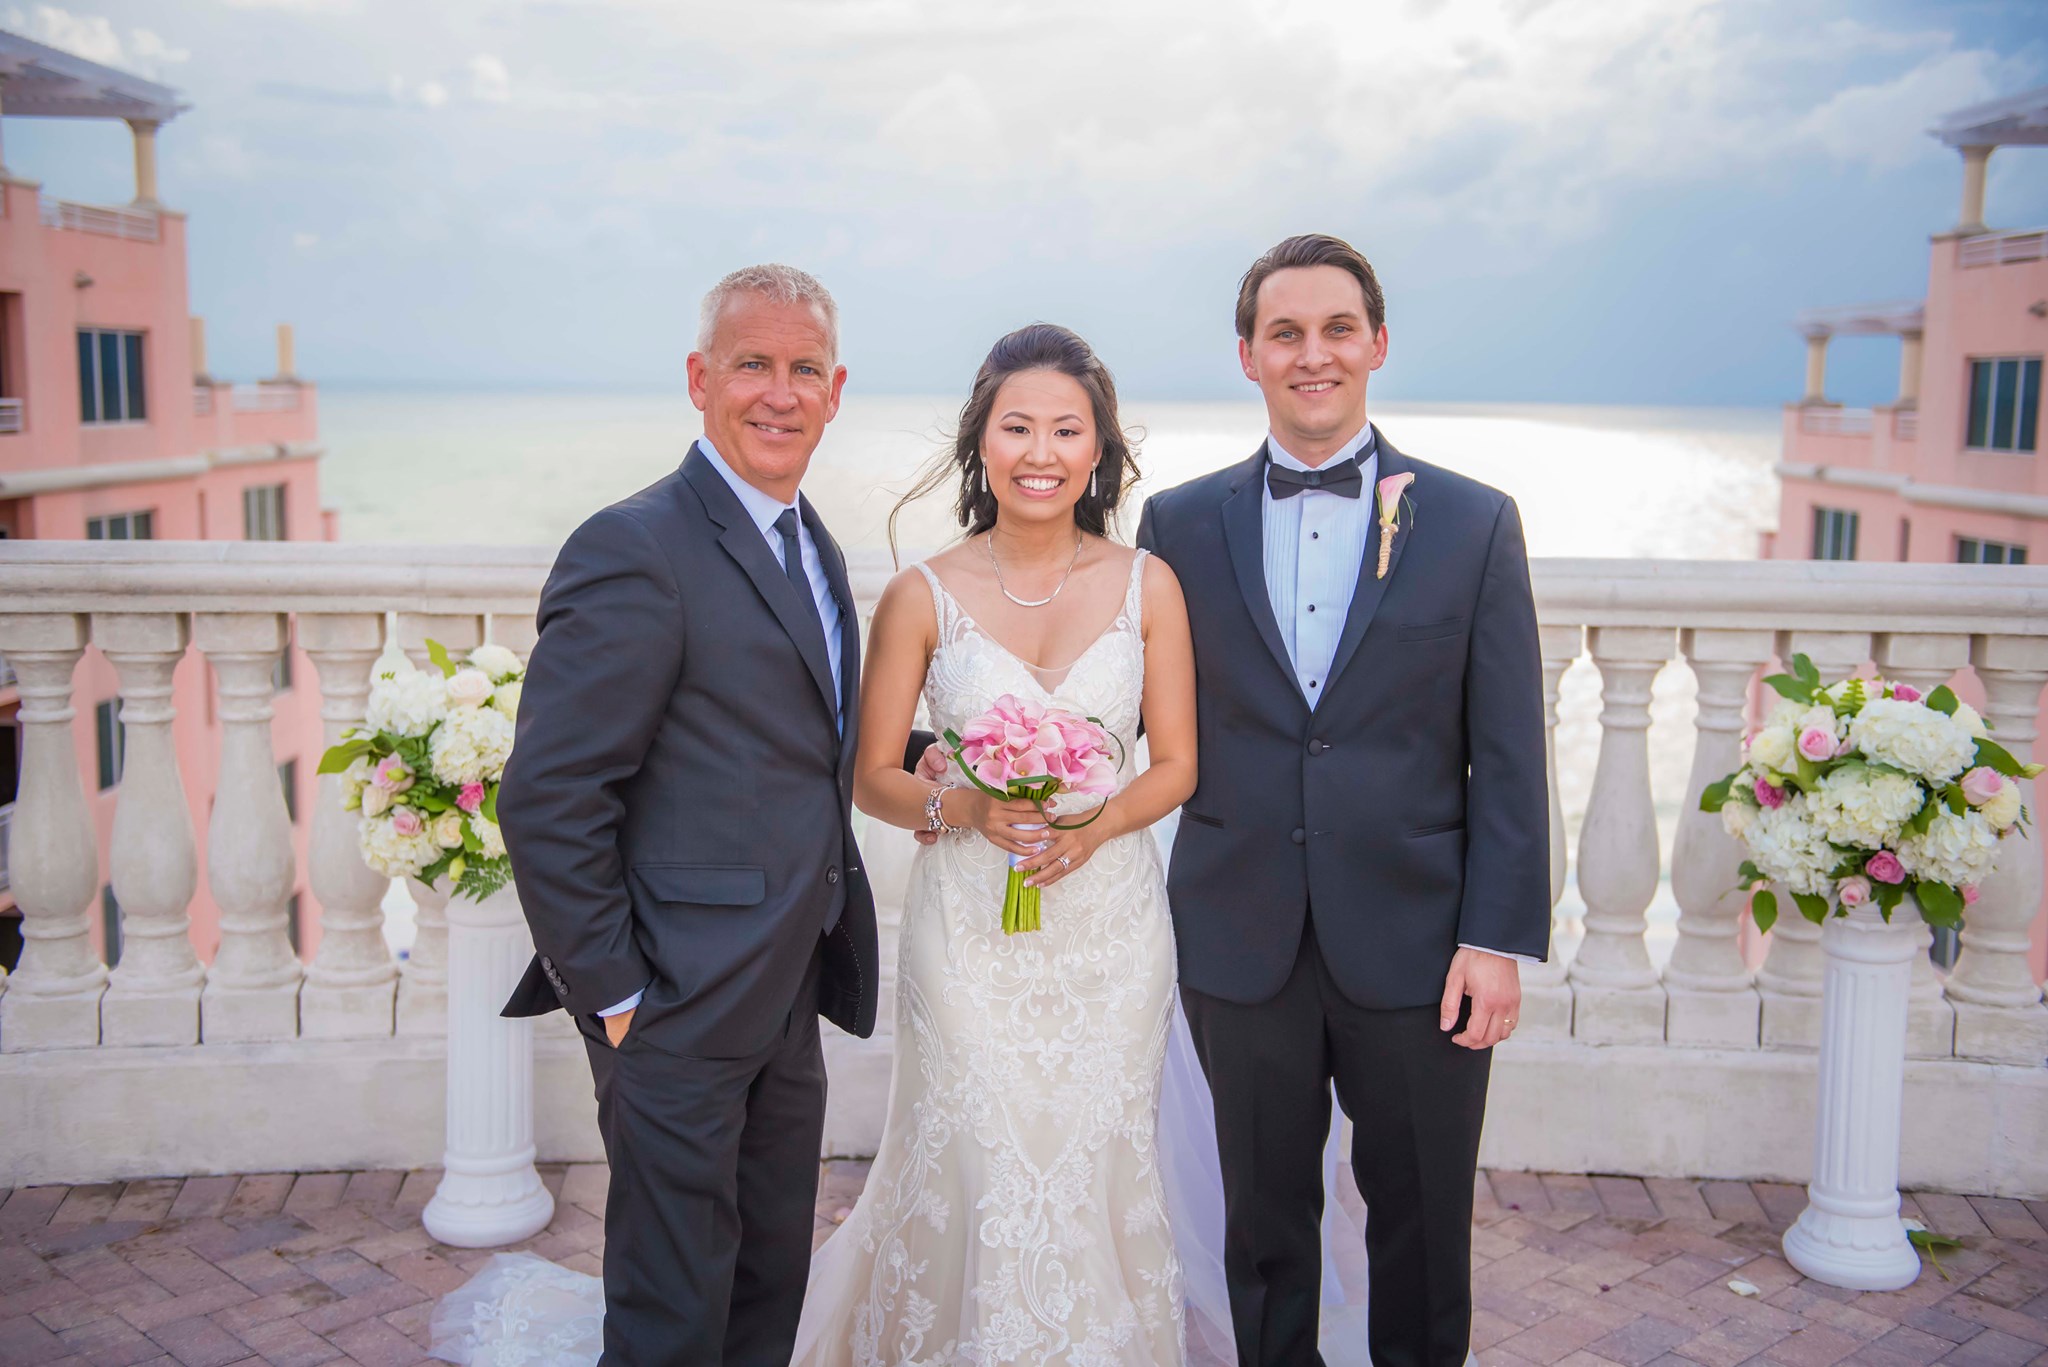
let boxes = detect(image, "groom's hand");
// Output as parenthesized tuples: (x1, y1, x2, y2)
(1441, 948, 1520, 1050)
(604, 1008, 635, 1048)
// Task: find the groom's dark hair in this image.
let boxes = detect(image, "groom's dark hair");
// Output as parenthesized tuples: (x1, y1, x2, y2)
(1235, 234, 1385, 341)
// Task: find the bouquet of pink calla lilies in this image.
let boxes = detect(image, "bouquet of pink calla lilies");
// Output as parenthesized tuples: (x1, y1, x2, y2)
(944, 693, 1123, 934)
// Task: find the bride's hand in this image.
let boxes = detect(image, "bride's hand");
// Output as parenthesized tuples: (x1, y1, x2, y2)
(947, 787, 1053, 858)
(1018, 803, 1113, 889)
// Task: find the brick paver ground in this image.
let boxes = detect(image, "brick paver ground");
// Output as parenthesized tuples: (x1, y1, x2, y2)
(1, 1165, 2042, 1365)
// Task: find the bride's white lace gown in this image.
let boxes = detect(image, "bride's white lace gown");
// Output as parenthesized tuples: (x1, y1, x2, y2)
(793, 551, 1185, 1367)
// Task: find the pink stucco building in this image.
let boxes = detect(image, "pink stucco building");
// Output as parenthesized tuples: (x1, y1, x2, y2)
(0, 33, 331, 975)
(1765, 87, 2048, 981)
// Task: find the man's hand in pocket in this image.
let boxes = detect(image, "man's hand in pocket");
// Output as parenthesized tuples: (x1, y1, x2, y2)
(604, 1007, 635, 1048)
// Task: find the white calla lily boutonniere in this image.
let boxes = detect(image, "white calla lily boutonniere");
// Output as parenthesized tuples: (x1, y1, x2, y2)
(1376, 471, 1415, 579)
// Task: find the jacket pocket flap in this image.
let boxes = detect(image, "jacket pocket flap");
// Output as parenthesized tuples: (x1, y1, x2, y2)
(632, 864, 766, 906)
(1397, 617, 1468, 642)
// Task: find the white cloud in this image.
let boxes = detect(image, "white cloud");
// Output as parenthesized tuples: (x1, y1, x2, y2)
(5, 6, 188, 74)
(416, 80, 449, 109)
(466, 53, 511, 103)
(292, 231, 319, 248)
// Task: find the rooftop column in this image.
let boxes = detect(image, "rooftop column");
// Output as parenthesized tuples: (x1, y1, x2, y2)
(190, 317, 211, 385)
(1957, 145, 1991, 235)
(127, 118, 160, 208)
(0, 76, 12, 180)
(1896, 330, 1923, 409)
(275, 323, 296, 381)
(1803, 330, 1830, 405)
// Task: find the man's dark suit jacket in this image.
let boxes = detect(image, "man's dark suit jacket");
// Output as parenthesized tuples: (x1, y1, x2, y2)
(1136, 427, 1549, 1009)
(498, 444, 878, 1056)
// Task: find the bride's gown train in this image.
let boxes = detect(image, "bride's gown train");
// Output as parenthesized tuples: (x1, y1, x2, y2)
(427, 550, 1374, 1366)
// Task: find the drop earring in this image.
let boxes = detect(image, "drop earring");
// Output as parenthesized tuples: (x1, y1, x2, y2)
(1090, 464, 1099, 499)
(978, 461, 987, 496)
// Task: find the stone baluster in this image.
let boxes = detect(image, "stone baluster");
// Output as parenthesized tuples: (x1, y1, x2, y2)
(1666, 629, 1772, 1047)
(1759, 630, 1872, 1049)
(0, 615, 106, 1050)
(1517, 625, 1581, 1040)
(1945, 635, 2048, 1065)
(1873, 633, 1967, 1058)
(1567, 626, 1673, 1043)
(196, 614, 304, 1040)
(95, 613, 203, 1046)
(300, 613, 398, 1037)
(395, 613, 482, 1036)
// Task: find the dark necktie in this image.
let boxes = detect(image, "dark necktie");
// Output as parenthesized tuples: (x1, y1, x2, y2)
(773, 508, 827, 638)
(776, 507, 845, 934)
(1266, 456, 1364, 500)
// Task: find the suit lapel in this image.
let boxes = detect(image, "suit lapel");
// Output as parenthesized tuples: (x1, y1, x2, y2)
(801, 493, 862, 775)
(1322, 427, 1413, 699)
(681, 446, 840, 727)
(1219, 445, 1306, 704)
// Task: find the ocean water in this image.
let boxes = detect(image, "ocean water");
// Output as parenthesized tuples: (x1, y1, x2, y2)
(324, 388, 1784, 963)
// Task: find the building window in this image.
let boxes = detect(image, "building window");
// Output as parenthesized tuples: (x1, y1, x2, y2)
(102, 885, 123, 969)
(94, 700, 125, 791)
(243, 484, 287, 541)
(85, 511, 154, 541)
(279, 758, 298, 823)
(1812, 507, 1859, 561)
(1957, 537, 2029, 565)
(1967, 357, 2041, 453)
(76, 329, 147, 424)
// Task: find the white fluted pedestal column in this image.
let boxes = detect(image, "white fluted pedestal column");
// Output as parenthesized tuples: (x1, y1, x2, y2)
(421, 882, 554, 1247)
(1781, 902, 1923, 1291)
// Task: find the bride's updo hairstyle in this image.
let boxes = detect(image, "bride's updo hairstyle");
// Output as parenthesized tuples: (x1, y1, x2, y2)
(889, 323, 1140, 557)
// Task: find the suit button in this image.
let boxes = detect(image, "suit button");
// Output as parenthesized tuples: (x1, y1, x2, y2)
(1291, 828, 1306, 845)
(1307, 738, 1326, 756)
(826, 866, 841, 885)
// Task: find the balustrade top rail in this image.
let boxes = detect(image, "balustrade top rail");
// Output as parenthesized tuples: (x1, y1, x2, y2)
(1799, 408, 1875, 437)
(1959, 228, 2047, 268)
(3, 542, 2046, 638)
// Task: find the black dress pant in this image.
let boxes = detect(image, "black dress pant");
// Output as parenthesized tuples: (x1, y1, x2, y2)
(577, 950, 826, 1367)
(1180, 919, 1492, 1367)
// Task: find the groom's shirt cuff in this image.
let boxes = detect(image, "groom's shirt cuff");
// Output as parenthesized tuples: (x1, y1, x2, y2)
(597, 990, 644, 1017)
(1460, 943, 1539, 966)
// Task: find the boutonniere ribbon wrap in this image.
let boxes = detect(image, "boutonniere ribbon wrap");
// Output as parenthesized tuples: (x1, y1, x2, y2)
(1376, 471, 1415, 579)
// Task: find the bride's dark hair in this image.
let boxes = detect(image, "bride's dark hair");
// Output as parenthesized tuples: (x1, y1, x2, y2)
(889, 323, 1140, 558)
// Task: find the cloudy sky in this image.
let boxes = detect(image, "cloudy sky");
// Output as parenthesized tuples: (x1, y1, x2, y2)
(6, 0, 2044, 404)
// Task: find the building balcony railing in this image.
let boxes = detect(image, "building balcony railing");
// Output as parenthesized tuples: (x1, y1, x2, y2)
(232, 385, 302, 413)
(36, 197, 161, 243)
(1798, 407, 1874, 436)
(1893, 408, 1919, 442)
(0, 398, 21, 435)
(0, 544, 2042, 1195)
(1959, 227, 2047, 268)
(192, 386, 212, 417)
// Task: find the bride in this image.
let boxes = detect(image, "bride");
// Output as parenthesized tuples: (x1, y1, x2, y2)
(792, 322, 1198, 1366)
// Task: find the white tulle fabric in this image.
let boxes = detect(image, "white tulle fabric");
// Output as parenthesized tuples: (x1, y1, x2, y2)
(427, 549, 1378, 1367)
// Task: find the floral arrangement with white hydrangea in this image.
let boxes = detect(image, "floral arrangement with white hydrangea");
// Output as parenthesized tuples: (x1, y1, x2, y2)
(1700, 654, 2040, 932)
(319, 640, 525, 900)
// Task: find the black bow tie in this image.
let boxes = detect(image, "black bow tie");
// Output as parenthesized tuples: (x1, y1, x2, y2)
(1266, 456, 1364, 500)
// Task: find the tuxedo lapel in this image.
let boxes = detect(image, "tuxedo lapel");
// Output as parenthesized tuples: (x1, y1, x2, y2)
(1219, 445, 1305, 704)
(681, 446, 840, 727)
(801, 493, 862, 775)
(1322, 427, 1413, 699)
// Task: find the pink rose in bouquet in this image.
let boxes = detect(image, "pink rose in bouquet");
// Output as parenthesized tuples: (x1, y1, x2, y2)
(947, 692, 1122, 933)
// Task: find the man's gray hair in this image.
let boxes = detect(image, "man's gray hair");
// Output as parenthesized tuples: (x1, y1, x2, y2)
(696, 263, 840, 358)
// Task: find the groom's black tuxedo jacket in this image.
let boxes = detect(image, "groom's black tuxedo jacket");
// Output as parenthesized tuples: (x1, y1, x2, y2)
(498, 445, 878, 1057)
(1136, 428, 1549, 1009)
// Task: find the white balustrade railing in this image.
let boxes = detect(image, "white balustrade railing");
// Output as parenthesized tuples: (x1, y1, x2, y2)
(37, 197, 162, 242)
(0, 397, 22, 435)
(230, 385, 303, 413)
(0, 544, 2042, 1193)
(1800, 407, 1875, 436)
(1959, 228, 2047, 268)
(1893, 408, 1919, 442)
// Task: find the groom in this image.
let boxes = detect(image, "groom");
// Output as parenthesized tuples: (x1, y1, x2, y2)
(498, 264, 878, 1366)
(1137, 234, 1550, 1367)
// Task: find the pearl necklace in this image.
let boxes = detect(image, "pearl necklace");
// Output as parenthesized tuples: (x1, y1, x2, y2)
(987, 529, 1083, 608)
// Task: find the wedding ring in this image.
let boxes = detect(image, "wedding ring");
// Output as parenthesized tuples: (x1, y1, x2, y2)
(1058, 854, 1072, 870)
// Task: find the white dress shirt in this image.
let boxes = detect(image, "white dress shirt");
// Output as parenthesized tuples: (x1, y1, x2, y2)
(599, 436, 847, 1019)
(1259, 423, 1532, 969)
